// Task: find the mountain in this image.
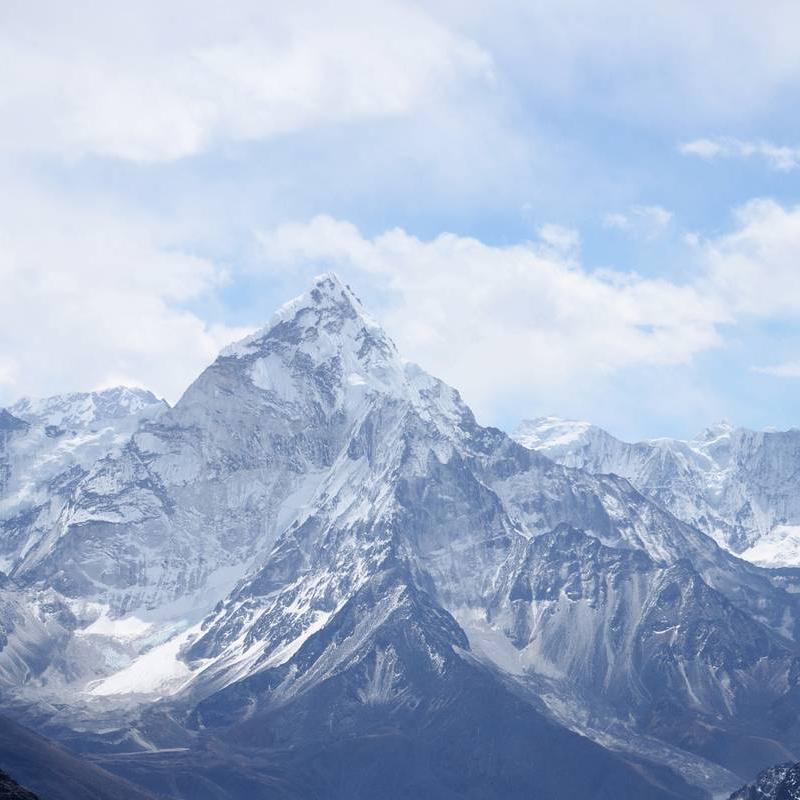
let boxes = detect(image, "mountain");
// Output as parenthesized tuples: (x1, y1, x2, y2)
(0, 386, 166, 579)
(8, 387, 162, 430)
(729, 762, 800, 799)
(2, 274, 800, 798)
(514, 416, 800, 567)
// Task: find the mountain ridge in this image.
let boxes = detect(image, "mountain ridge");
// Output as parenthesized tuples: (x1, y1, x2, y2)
(514, 415, 800, 567)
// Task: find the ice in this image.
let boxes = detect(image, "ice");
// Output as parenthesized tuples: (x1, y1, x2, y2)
(87, 626, 197, 697)
(740, 525, 800, 568)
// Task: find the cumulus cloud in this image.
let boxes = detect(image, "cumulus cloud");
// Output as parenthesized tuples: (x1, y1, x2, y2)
(0, 184, 251, 406)
(0, 1, 492, 163)
(5, 193, 794, 415)
(680, 138, 800, 171)
(603, 206, 673, 240)
(699, 199, 800, 316)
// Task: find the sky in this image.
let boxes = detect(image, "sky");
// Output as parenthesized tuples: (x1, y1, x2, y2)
(2, 0, 800, 440)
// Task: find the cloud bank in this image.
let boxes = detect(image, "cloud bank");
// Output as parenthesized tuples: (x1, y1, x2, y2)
(0, 1, 492, 163)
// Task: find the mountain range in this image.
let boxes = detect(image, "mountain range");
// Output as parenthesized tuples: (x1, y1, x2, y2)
(1, 273, 800, 799)
(514, 416, 800, 567)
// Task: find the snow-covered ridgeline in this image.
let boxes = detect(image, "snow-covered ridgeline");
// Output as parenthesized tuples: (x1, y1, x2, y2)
(514, 415, 800, 566)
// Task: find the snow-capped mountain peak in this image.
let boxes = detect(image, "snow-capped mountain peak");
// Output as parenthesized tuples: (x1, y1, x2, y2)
(207, 272, 466, 434)
(694, 419, 735, 443)
(222, 272, 385, 358)
(214, 272, 407, 404)
(514, 416, 595, 451)
(8, 386, 164, 430)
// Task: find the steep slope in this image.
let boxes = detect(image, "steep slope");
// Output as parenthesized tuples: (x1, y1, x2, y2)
(471, 523, 800, 778)
(514, 417, 800, 566)
(0, 389, 169, 694)
(170, 569, 701, 800)
(85, 567, 703, 799)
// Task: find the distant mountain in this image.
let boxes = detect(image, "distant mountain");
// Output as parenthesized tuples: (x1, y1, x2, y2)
(514, 416, 800, 567)
(9, 387, 163, 430)
(729, 762, 800, 799)
(3, 274, 800, 798)
(0, 386, 166, 581)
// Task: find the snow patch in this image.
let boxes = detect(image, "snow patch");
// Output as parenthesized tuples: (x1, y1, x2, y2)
(740, 525, 800, 568)
(87, 626, 197, 697)
(79, 613, 152, 642)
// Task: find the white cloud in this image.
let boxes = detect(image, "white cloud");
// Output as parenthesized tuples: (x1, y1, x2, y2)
(255, 198, 800, 419)
(679, 139, 727, 160)
(5, 0, 800, 425)
(753, 362, 800, 378)
(0, 183, 251, 406)
(425, 1, 800, 132)
(603, 205, 673, 240)
(535, 224, 581, 260)
(6, 2, 800, 169)
(6, 188, 797, 417)
(680, 138, 800, 171)
(0, 1, 492, 163)
(700, 199, 800, 316)
(257, 215, 723, 419)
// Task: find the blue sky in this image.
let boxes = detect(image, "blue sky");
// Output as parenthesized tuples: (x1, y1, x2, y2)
(2, 1, 800, 440)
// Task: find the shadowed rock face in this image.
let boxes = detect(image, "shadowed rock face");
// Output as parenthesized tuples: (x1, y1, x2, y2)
(0, 715, 158, 800)
(2, 274, 800, 799)
(730, 762, 800, 799)
(0, 770, 39, 800)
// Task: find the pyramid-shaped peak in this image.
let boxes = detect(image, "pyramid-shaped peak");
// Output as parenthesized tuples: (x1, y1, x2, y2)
(221, 272, 388, 361)
(309, 271, 359, 302)
(300, 271, 372, 321)
(187, 274, 467, 430)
